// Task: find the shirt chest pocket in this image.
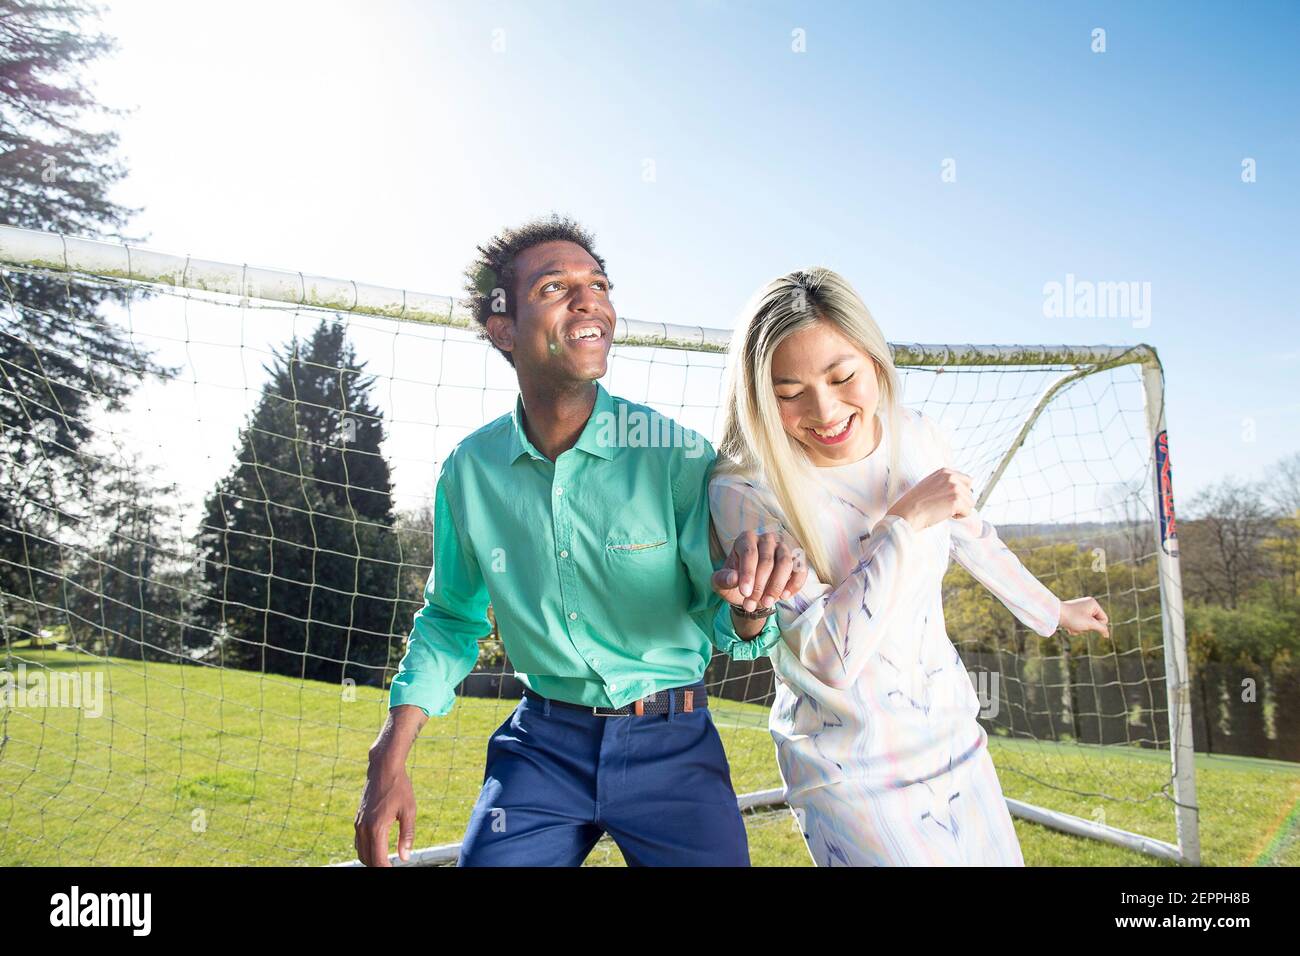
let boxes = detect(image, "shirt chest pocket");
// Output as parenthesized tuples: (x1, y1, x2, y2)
(604, 523, 673, 558)
(601, 523, 679, 613)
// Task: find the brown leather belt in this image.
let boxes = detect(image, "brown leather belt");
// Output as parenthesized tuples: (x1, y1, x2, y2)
(524, 681, 708, 716)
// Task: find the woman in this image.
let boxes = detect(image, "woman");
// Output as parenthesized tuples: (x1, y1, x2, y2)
(708, 268, 1110, 866)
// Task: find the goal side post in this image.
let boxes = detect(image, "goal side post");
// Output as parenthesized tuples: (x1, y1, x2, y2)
(1142, 359, 1201, 866)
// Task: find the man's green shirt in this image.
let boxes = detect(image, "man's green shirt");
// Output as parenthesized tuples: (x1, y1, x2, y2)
(389, 381, 782, 717)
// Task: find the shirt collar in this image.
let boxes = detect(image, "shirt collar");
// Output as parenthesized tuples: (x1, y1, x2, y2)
(509, 381, 618, 464)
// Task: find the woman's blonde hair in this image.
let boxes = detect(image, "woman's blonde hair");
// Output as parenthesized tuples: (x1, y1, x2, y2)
(715, 267, 903, 583)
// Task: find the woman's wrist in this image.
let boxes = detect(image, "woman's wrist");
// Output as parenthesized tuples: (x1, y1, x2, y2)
(884, 505, 915, 528)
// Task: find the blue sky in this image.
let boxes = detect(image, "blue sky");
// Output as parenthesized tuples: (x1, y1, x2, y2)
(92, 0, 1298, 506)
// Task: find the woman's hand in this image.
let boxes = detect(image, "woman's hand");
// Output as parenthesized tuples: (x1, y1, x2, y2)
(886, 467, 975, 531)
(1058, 597, 1109, 637)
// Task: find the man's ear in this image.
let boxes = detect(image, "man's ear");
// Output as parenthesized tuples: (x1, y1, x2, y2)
(485, 313, 515, 359)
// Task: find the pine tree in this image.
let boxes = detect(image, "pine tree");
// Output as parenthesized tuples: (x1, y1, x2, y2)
(1, 1, 175, 632)
(195, 380, 323, 676)
(193, 323, 401, 687)
(274, 319, 394, 524)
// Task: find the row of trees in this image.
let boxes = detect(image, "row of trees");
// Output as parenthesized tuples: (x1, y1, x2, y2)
(1180, 467, 1300, 760)
(1, 2, 178, 656)
(935, 464, 1300, 761)
(5, 313, 437, 689)
(0, 3, 435, 689)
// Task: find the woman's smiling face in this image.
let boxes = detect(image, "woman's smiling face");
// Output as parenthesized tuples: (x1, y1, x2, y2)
(770, 320, 881, 467)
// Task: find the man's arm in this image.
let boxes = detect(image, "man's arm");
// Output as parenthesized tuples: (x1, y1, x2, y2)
(673, 437, 783, 661)
(387, 452, 493, 718)
(356, 452, 490, 866)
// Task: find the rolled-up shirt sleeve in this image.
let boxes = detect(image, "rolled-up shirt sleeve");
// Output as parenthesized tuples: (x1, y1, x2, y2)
(388, 452, 492, 717)
(674, 438, 782, 661)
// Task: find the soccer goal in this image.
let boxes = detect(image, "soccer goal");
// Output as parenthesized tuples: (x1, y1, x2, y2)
(0, 224, 1198, 867)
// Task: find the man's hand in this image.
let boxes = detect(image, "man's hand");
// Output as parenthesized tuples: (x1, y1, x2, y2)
(1058, 596, 1110, 638)
(354, 747, 417, 866)
(355, 708, 426, 866)
(712, 530, 808, 613)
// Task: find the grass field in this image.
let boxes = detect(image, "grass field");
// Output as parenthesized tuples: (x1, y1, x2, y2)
(2, 646, 1297, 867)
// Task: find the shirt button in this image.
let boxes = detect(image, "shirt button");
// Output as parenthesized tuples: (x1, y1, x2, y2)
(555, 487, 564, 496)
(609, 683, 617, 691)
(559, 549, 569, 558)
(569, 611, 578, 620)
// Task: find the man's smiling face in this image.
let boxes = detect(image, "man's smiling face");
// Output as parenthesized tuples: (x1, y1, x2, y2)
(488, 239, 615, 384)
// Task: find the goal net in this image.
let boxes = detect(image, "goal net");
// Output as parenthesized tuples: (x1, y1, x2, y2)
(0, 225, 1198, 866)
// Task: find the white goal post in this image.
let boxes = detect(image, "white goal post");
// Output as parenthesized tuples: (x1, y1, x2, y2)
(0, 224, 1198, 866)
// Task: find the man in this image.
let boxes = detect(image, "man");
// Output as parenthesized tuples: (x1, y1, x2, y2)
(354, 215, 805, 866)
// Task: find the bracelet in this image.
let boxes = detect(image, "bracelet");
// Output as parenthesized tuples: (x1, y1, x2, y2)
(730, 602, 778, 620)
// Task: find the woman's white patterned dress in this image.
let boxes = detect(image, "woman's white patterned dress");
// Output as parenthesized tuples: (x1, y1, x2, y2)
(708, 407, 1061, 866)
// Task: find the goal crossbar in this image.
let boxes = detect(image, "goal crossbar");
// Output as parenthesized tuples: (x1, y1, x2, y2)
(0, 224, 1152, 365)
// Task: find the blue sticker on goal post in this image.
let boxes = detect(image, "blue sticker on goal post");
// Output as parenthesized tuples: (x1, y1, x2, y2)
(1155, 429, 1179, 558)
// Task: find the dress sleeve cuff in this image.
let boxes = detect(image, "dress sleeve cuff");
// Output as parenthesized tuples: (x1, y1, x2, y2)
(1039, 593, 1063, 637)
(871, 512, 916, 544)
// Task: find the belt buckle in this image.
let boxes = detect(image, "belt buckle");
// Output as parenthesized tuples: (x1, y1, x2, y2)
(593, 690, 659, 717)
